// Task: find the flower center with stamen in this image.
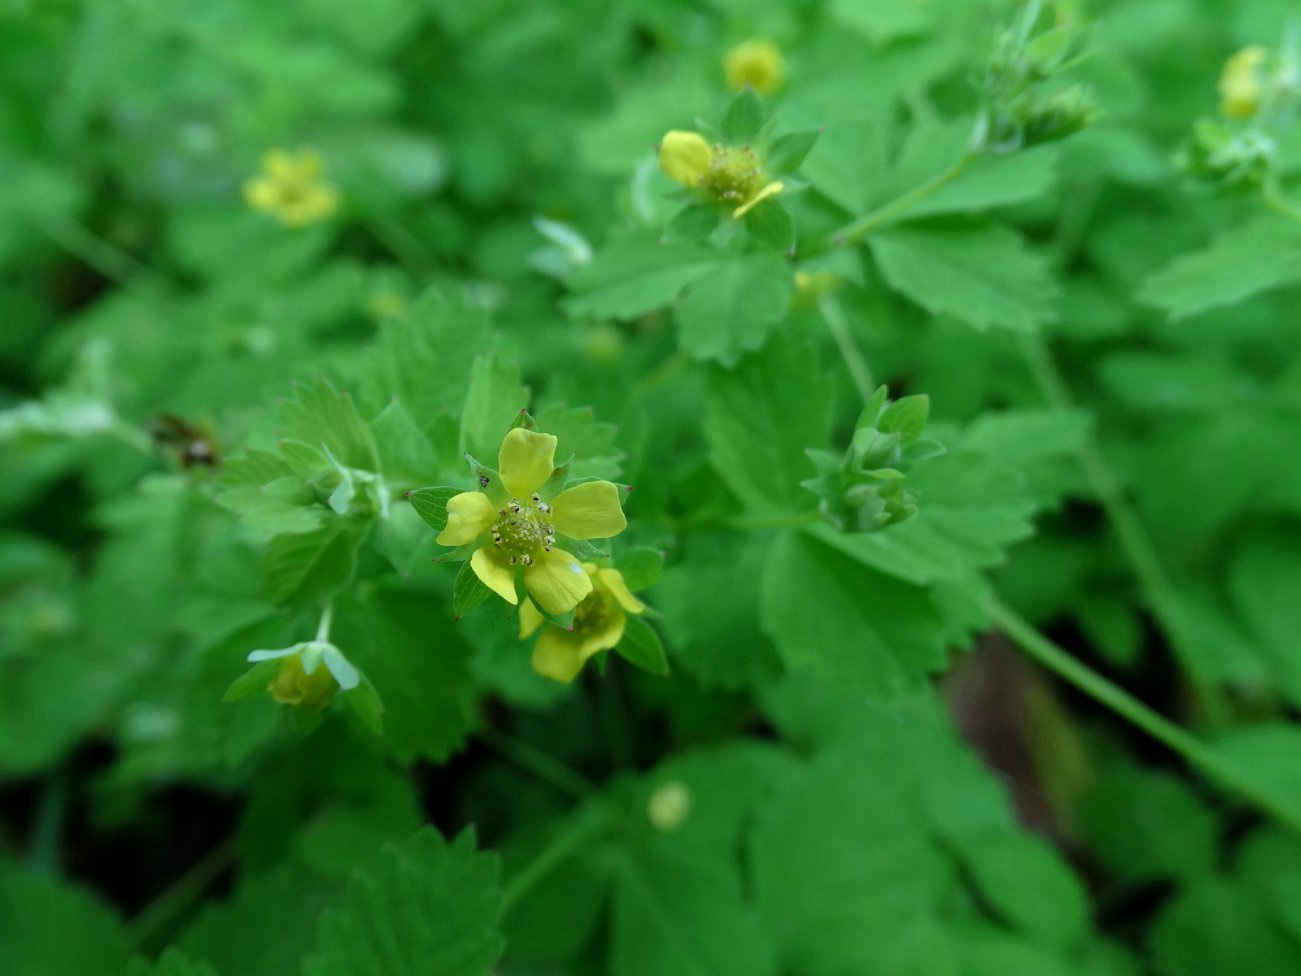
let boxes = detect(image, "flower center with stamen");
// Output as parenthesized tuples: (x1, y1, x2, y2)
(490, 494, 556, 567)
(700, 145, 766, 206)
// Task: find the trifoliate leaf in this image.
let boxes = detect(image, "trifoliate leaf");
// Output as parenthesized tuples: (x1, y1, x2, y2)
(304, 828, 502, 976)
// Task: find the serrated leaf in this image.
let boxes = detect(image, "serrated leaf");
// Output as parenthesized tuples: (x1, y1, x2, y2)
(566, 238, 716, 320)
(278, 378, 379, 472)
(460, 352, 528, 463)
(614, 546, 663, 591)
(262, 521, 361, 606)
(616, 615, 669, 676)
(407, 486, 461, 533)
(1138, 219, 1301, 319)
(870, 223, 1056, 333)
(370, 398, 441, 486)
(304, 828, 502, 976)
(704, 332, 832, 513)
(722, 88, 765, 143)
(533, 403, 623, 481)
(675, 252, 793, 365)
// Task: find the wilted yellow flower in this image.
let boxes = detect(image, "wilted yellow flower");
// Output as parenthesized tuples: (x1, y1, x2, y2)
(1219, 46, 1267, 119)
(243, 148, 340, 227)
(519, 563, 645, 682)
(725, 39, 784, 95)
(437, 428, 628, 616)
(658, 131, 784, 219)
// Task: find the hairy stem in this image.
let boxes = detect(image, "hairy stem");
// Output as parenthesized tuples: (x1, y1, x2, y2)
(832, 155, 972, 246)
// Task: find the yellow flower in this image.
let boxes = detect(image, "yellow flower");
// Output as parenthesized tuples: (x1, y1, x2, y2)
(437, 427, 628, 616)
(267, 654, 337, 709)
(657, 131, 784, 219)
(243, 148, 340, 227)
(725, 39, 784, 95)
(519, 563, 645, 682)
(1219, 46, 1267, 120)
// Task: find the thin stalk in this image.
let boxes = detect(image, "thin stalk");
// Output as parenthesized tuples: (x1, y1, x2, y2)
(832, 155, 973, 246)
(1016, 332, 1228, 724)
(315, 602, 334, 643)
(819, 294, 875, 403)
(128, 836, 237, 951)
(501, 806, 610, 915)
(984, 595, 1301, 835)
(477, 725, 596, 800)
(38, 215, 171, 293)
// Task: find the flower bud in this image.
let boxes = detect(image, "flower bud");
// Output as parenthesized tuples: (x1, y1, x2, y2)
(1219, 46, 1267, 119)
(725, 39, 784, 95)
(647, 781, 691, 832)
(658, 131, 712, 187)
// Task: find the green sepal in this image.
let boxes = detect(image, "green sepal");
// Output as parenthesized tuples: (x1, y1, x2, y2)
(662, 204, 720, 244)
(223, 659, 283, 702)
(722, 87, 765, 143)
(614, 546, 664, 591)
(453, 560, 492, 619)
(344, 674, 384, 735)
(616, 615, 669, 676)
(878, 395, 930, 444)
(407, 486, 461, 532)
(765, 129, 820, 174)
(744, 199, 795, 252)
(510, 409, 537, 431)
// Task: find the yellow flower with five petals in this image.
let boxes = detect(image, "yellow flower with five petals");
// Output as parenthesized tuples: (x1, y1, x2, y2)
(437, 427, 627, 616)
(658, 130, 784, 219)
(520, 563, 645, 682)
(243, 148, 340, 228)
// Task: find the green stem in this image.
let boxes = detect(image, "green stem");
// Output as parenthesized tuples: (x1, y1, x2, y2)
(128, 836, 237, 951)
(1016, 332, 1228, 724)
(38, 215, 171, 293)
(315, 602, 334, 643)
(477, 725, 596, 800)
(501, 807, 610, 915)
(984, 595, 1301, 834)
(27, 770, 68, 873)
(832, 155, 973, 246)
(818, 295, 875, 403)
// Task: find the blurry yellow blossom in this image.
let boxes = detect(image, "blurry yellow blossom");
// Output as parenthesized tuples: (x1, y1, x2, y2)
(725, 39, 784, 95)
(658, 131, 784, 219)
(647, 781, 692, 832)
(243, 148, 340, 227)
(518, 563, 644, 682)
(1219, 46, 1267, 119)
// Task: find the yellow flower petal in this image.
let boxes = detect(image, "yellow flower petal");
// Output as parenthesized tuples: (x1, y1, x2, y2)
(598, 568, 645, 614)
(471, 547, 518, 605)
(579, 605, 626, 657)
(659, 130, 712, 187)
(519, 599, 545, 638)
(523, 547, 592, 615)
(498, 428, 557, 498)
(530, 627, 589, 683)
(551, 481, 627, 540)
(262, 149, 297, 180)
(732, 181, 783, 219)
(437, 491, 496, 546)
(1219, 46, 1266, 119)
(243, 176, 280, 211)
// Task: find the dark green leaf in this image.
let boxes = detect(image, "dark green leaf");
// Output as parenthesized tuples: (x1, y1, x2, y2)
(722, 88, 765, 143)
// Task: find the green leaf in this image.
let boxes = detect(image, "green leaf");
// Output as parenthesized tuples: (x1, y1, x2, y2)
(675, 252, 793, 365)
(278, 378, 380, 471)
(460, 352, 528, 462)
(616, 615, 669, 676)
(566, 238, 716, 320)
(533, 403, 623, 481)
(370, 398, 441, 486)
(304, 828, 502, 976)
(1138, 219, 1301, 320)
(662, 204, 720, 244)
(743, 200, 795, 252)
(344, 674, 385, 736)
(759, 530, 949, 698)
(453, 559, 492, 619)
(878, 393, 930, 443)
(129, 948, 219, 976)
(765, 130, 820, 175)
(1150, 877, 1301, 976)
(870, 223, 1056, 333)
(829, 0, 934, 43)
(0, 860, 132, 976)
(704, 332, 832, 513)
(262, 521, 362, 606)
(721, 88, 765, 143)
(613, 546, 664, 591)
(407, 486, 461, 533)
(956, 833, 1089, 950)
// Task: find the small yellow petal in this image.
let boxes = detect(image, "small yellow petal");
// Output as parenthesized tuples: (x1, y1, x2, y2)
(437, 491, 496, 546)
(530, 627, 589, 683)
(1219, 46, 1267, 119)
(732, 181, 783, 219)
(659, 130, 712, 187)
(551, 481, 627, 540)
(519, 599, 545, 638)
(243, 176, 280, 211)
(262, 149, 297, 180)
(579, 605, 626, 658)
(523, 547, 592, 615)
(471, 547, 518, 605)
(598, 568, 645, 614)
(498, 428, 557, 498)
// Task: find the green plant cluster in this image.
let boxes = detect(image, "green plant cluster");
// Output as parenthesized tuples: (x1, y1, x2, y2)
(4, 0, 1301, 974)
